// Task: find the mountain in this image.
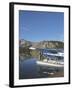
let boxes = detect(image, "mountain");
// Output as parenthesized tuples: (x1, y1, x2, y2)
(19, 39, 64, 49)
(19, 39, 32, 47)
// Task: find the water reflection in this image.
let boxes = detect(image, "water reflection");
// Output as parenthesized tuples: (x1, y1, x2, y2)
(19, 57, 64, 79)
(19, 58, 38, 79)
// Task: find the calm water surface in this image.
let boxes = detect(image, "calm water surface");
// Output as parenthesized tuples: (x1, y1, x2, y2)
(19, 49, 64, 79)
(19, 58, 39, 79)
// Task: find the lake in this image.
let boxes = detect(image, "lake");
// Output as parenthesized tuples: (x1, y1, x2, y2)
(19, 48, 64, 79)
(19, 58, 39, 79)
(19, 58, 64, 79)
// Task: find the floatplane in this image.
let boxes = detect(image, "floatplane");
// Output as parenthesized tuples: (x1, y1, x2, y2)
(29, 47, 64, 68)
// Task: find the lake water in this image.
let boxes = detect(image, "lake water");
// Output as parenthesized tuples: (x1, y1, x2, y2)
(19, 58, 39, 79)
(19, 48, 64, 79)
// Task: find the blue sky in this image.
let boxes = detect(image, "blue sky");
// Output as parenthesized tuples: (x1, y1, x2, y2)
(19, 10, 64, 42)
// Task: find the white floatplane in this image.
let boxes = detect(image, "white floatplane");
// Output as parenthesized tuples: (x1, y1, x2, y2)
(36, 60, 64, 68)
(43, 52, 64, 57)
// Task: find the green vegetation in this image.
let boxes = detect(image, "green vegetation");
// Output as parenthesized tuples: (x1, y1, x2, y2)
(30, 50, 40, 59)
(19, 47, 31, 57)
(19, 47, 40, 59)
